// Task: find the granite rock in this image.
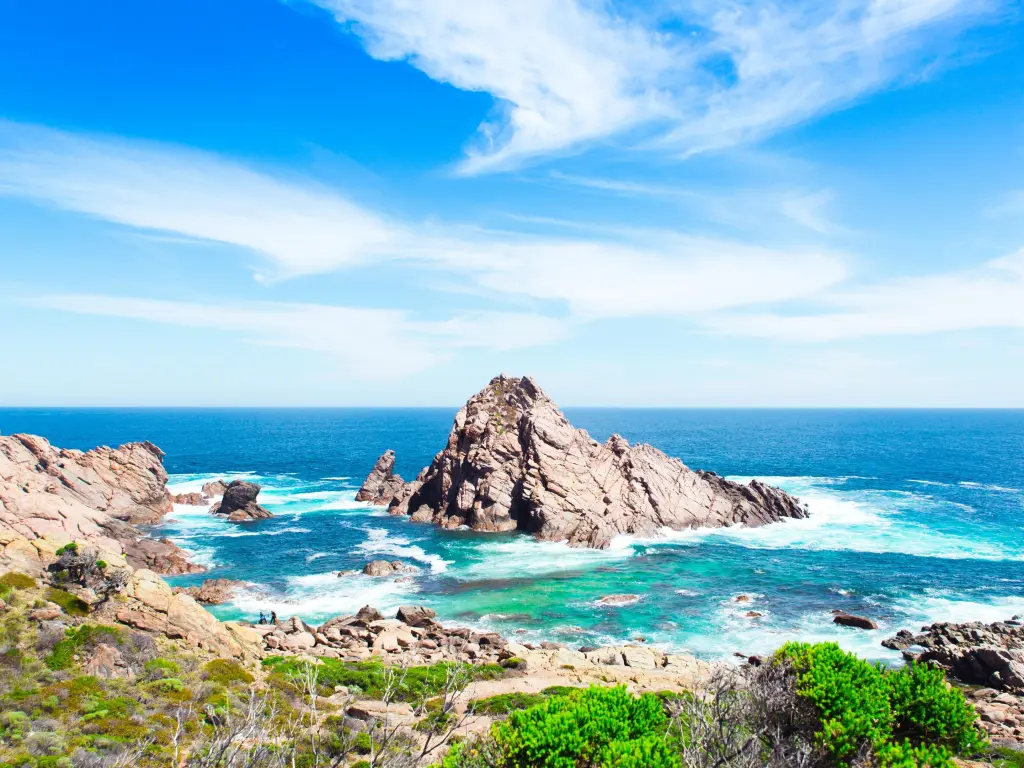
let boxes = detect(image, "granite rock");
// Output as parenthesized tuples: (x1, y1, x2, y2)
(364, 376, 807, 549)
(355, 450, 406, 505)
(210, 481, 272, 522)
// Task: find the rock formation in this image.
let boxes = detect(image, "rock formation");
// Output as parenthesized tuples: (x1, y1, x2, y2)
(360, 375, 807, 549)
(362, 559, 416, 576)
(202, 480, 228, 497)
(355, 450, 406, 505)
(172, 492, 207, 506)
(0, 433, 195, 574)
(210, 480, 272, 522)
(884, 618, 1024, 742)
(833, 612, 878, 630)
(175, 578, 247, 604)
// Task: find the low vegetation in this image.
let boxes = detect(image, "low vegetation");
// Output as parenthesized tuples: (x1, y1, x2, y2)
(1, 569, 1020, 768)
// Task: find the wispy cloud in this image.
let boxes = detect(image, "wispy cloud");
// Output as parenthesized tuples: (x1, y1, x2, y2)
(24, 294, 569, 378)
(0, 121, 847, 319)
(707, 249, 1024, 341)
(307, 0, 995, 171)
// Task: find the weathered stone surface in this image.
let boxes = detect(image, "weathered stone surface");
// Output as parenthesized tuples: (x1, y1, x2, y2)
(356, 450, 407, 505)
(172, 492, 207, 506)
(86, 643, 134, 679)
(123, 537, 203, 576)
(210, 481, 272, 522)
(202, 480, 228, 497)
(176, 578, 246, 604)
(0, 434, 184, 571)
(396, 605, 436, 627)
(362, 560, 415, 576)
(367, 376, 806, 549)
(126, 568, 173, 612)
(833, 612, 879, 630)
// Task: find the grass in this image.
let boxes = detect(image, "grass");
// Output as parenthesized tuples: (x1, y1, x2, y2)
(43, 588, 90, 617)
(0, 573, 38, 591)
(44, 625, 122, 670)
(262, 656, 507, 701)
(202, 658, 254, 686)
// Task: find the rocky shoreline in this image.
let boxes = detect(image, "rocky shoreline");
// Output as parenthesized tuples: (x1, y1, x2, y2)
(3, 421, 1023, 751)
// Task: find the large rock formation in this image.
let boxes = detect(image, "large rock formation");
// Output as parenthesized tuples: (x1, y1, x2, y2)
(360, 375, 807, 549)
(355, 450, 406, 505)
(0, 433, 195, 574)
(210, 480, 272, 522)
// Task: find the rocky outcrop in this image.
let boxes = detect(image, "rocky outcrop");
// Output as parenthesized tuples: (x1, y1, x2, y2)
(210, 481, 272, 522)
(0, 433, 195, 574)
(253, 603, 710, 690)
(355, 450, 406, 505)
(362, 560, 416, 576)
(884, 618, 1024, 692)
(884, 618, 1024, 743)
(363, 375, 807, 549)
(202, 480, 228, 497)
(175, 578, 246, 604)
(172, 492, 207, 506)
(122, 537, 204, 576)
(116, 568, 262, 659)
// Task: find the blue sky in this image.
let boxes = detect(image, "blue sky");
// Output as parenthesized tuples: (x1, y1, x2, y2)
(1, 0, 1023, 406)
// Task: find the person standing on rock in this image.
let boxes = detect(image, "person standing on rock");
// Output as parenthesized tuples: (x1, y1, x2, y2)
(259, 612, 267, 625)
(270, 611, 277, 625)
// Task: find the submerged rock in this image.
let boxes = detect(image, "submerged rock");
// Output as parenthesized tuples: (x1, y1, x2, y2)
(597, 594, 641, 606)
(360, 375, 807, 549)
(356, 450, 406, 505)
(211, 481, 272, 522)
(172, 492, 207, 506)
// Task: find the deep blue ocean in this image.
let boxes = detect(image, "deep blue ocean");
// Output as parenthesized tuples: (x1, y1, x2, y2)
(2, 408, 1022, 662)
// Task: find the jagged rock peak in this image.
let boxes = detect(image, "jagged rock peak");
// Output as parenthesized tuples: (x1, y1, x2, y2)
(355, 449, 406, 505)
(360, 375, 808, 549)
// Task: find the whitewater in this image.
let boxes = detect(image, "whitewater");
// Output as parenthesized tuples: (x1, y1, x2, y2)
(3, 406, 1020, 663)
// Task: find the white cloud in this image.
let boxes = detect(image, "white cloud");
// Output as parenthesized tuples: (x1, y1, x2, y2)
(24, 294, 569, 377)
(0, 121, 847, 318)
(708, 249, 1024, 341)
(308, 0, 992, 170)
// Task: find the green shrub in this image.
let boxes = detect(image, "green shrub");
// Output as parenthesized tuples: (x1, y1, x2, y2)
(43, 588, 90, 617)
(493, 686, 671, 768)
(499, 656, 525, 669)
(145, 657, 180, 679)
(55, 542, 78, 556)
(776, 642, 985, 768)
(263, 657, 505, 701)
(778, 641, 894, 764)
(147, 677, 185, 693)
(202, 658, 254, 686)
(887, 662, 985, 754)
(539, 686, 578, 698)
(467, 692, 548, 716)
(44, 624, 121, 670)
(0, 572, 38, 590)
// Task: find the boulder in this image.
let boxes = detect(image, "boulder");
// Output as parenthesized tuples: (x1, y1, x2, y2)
(366, 376, 806, 549)
(396, 605, 437, 627)
(210, 481, 272, 522)
(126, 568, 173, 612)
(362, 560, 414, 576)
(833, 612, 878, 630)
(355, 450, 407, 505)
(282, 631, 316, 651)
(356, 605, 384, 622)
(122, 537, 204, 576)
(86, 643, 134, 679)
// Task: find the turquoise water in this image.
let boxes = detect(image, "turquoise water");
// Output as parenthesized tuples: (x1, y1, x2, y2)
(2, 407, 1022, 662)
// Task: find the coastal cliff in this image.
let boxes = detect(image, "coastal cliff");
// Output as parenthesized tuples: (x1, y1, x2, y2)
(358, 375, 807, 548)
(0, 433, 199, 575)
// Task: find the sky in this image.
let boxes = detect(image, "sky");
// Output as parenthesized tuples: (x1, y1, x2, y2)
(1, 0, 1023, 407)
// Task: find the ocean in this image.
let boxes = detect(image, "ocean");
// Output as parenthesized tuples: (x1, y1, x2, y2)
(2, 407, 1022, 663)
